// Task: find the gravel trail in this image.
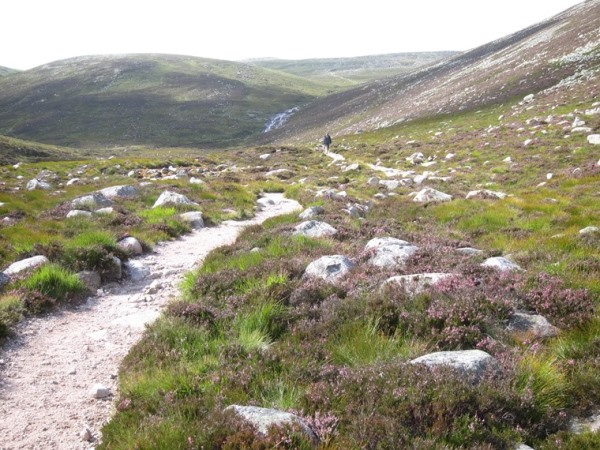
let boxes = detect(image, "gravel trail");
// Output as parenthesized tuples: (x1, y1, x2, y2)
(0, 194, 301, 449)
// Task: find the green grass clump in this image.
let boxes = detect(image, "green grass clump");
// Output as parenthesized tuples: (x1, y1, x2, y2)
(23, 264, 84, 302)
(0, 294, 24, 339)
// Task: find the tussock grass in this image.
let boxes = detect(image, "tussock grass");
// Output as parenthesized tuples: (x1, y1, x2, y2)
(23, 264, 84, 301)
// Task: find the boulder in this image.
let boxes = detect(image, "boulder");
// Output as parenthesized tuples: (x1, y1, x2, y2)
(572, 117, 586, 128)
(579, 226, 599, 235)
(523, 94, 535, 103)
(456, 247, 484, 256)
(413, 188, 452, 203)
(259, 153, 271, 161)
(587, 134, 600, 145)
(365, 237, 418, 268)
(366, 176, 380, 187)
(4, 256, 49, 276)
(384, 273, 452, 297)
(265, 168, 293, 179)
(507, 312, 560, 339)
(410, 350, 496, 381)
(304, 255, 354, 282)
(77, 271, 102, 292)
(67, 210, 93, 219)
(299, 206, 324, 220)
(379, 180, 401, 191)
(66, 178, 80, 186)
(256, 197, 275, 210)
(102, 256, 122, 282)
(406, 152, 425, 164)
(94, 207, 115, 215)
(36, 169, 58, 181)
(466, 190, 507, 200)
(117, 237, 143, 256)
(99, 185, 139, 199)
(124, 260, 150, 282)
(72, 193, 112, 209)
(189, 177, 204, 185)
(26, 179, 52, 191)
(343, 163, 360, 172)
(179, 212, 204, 229)
(0, 272, 10, 289)
(293, 221, 337, 238)
(88, 383, 111, 399)
(152, 191, 199, 208)
(224, 405, 317, 444)
(481, 257, 522, 272)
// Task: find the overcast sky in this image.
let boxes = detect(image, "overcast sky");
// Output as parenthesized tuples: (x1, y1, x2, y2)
(1, 0, 584, 70)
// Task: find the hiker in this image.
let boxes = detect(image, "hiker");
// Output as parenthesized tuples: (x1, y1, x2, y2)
(322, 133, 332, 151)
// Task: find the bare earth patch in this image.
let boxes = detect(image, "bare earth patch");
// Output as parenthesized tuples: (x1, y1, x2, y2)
(0, 194, 301, 450)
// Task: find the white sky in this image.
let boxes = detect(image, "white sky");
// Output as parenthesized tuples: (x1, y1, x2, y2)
(1, 0, 584, 70)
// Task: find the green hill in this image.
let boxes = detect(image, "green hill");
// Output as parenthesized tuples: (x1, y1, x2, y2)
(0, 134, 91, 165)
(246, 52, 457, 89)
(0, 54, 329, 149)
(0, 66, 18, 77)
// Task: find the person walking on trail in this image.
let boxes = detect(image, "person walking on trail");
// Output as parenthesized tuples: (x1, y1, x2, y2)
(322, 133, 332, 152)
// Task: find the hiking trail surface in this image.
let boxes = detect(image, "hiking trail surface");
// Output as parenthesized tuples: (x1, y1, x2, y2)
(0, 194, 301, 450)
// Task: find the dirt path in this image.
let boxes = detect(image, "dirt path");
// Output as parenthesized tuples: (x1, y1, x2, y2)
(0, 194, 301, 450)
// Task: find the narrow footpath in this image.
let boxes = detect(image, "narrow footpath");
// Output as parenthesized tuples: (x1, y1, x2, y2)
(0, 194, 301, 450)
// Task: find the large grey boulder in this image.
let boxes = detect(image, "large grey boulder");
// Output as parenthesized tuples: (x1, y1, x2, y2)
(379, 180, 401, 191)
(152, 191, 199, 208)
(117, 237, 143, 256)
(124, 260, 150, 282)
(26, 179, 52, 191)
(299, 206, 324, 220)
(507, 312, 560, 339)
(225, 405, 317, 444)
(293, 221, 337, 238)
(365, 237, 418, 268)
(384, 273, 452, 297)
(579, 226, 599, 235)
(99, 185, 139, 199)
(410, 350, 496, 381)
(72, 192, 113, 209)
(413, 188, 452, 203)
(481, 257, 522, 272)
(304, 255, 354, 282)
(466, 190, 507, 200)
(179, 211, 204, 229)
(4, 256, 49, 276)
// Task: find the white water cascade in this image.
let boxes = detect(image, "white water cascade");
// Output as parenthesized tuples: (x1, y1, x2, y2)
(263, 106, 299, 133)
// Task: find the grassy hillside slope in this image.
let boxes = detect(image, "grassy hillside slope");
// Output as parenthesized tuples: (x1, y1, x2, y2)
(267, 1, 600, 144)
(0, 134, 93, 165)
(0, 54, 329, 148)
(0, 66, 18, 77)
(246, 52, 457, 90)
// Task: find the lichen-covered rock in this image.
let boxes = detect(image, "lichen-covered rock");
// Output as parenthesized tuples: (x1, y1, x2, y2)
(4, 256, 49, 276)
(299, 206, 324, 220)
(179, 211, 204, 229)
(117, 237, 143, 256)
(293, 221, 337, 238)
(410, 350, 496, 381)
(225, 405, 318, 444)
(99, 185, 139, 199)
(413, 188, 452, 203)
(304, 255, 354, 282)
(152, 191, 199, 208)
(481, 257, 522, 272)
(508, 312, 560, 339)
(465, 190, 507, 200)
(72, 192, 113, 209)
(365, 237, 418, 268)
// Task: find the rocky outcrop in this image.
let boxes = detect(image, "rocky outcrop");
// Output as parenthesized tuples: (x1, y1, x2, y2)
(304, 255, 354, 282)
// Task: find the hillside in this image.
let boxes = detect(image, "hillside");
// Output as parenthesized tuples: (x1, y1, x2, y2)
(246, 52, 457, 90)
(0, 134, 94, 165)
(0, 66, 18, 77)
(0, 54, 328, 148)
(267, 1, 600, 143)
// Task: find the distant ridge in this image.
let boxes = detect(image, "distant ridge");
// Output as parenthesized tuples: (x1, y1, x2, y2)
(267, 0, 600, 143)
(0, 66, 18, 77)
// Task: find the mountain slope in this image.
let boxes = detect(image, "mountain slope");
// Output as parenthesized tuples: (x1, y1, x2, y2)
(267, 0, 600, 143)
(0, 134, 89, 165)
(0, 66, 18, 77)
(0, 54, 328, 148)
(246, 52, 457, 90)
